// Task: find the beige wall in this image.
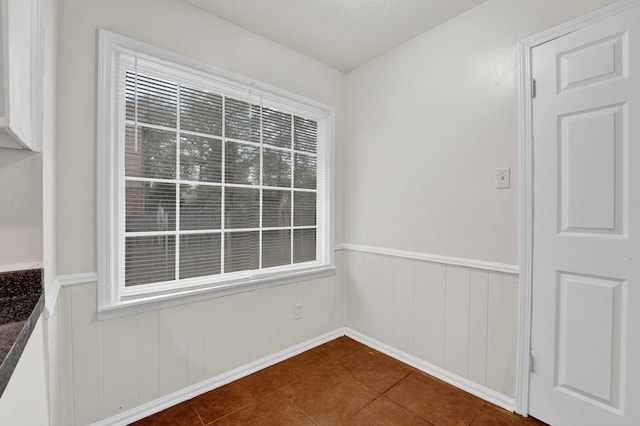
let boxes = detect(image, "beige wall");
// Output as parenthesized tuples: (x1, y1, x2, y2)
(342, 0, 618, 406)
(0, 149, 42, 269)
(344, 0, 617, 265)
(43, 0, 58, 290)
(44, 0, 625, 424)
(56, 0, 346, 275)
(0, 0, 57, 424)
(52, 0, 347, 423)
(0, 0, 46, 271)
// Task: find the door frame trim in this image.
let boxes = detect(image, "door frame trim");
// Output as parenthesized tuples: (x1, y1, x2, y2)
(516, 0, 640, 415)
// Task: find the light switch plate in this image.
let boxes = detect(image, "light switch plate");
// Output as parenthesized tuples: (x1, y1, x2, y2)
(496, 168, 510, 189)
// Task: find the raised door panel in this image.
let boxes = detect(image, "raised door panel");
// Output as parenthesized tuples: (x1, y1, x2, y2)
(556, 273, 625, 411)
(559, 104, 624, 235)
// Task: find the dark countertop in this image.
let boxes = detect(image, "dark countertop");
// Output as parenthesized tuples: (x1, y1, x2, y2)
(0, 269, 43, 398)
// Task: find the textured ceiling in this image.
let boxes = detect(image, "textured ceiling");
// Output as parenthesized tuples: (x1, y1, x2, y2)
(181, 0, 487, 72)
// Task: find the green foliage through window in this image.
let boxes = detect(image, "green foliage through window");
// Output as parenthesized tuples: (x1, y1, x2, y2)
(122, 68, 320, 287)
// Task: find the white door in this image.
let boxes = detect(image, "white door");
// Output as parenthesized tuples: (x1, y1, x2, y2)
(530, 4, 640, 426)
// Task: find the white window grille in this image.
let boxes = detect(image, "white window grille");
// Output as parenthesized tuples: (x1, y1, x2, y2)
(97, 30, 334, 315)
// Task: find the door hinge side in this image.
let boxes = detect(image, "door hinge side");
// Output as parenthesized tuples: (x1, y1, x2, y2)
(531, 78, 537, 98)
(530, 353, 535, 373)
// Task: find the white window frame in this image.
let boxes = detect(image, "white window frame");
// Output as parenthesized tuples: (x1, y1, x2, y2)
(97, 30, 334, 318)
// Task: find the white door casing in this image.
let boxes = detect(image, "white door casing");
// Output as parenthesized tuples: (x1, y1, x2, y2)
(528, 3, 640, 425)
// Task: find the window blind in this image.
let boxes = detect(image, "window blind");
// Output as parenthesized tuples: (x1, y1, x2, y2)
(98, 31, 333, 313)
(121, 57, 322, 288)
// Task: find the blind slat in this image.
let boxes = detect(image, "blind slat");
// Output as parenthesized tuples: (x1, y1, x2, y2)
(123, 66, 322, 287)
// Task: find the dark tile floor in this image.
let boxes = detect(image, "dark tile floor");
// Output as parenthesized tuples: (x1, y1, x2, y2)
(131, 337, 545, 425)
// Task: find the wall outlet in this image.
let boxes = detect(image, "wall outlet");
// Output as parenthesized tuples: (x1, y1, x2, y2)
(496, 167, 510, 189)
(294, 303, 302, 320)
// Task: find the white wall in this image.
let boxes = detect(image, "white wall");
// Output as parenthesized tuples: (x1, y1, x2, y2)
(56, 0, 346, 276)
(0, 148, 42, 270)
(42, 1, 61, 425)
(0, 320, 50, 425)
(0, 0, 45, 271)
(43, 0, 58, 296)
(0, 0, 56, 423)
(345, 0, 617, 265)
(343, 0, 619, 405)
(48, 0, 626, 423)
(53, 0, 347, 423)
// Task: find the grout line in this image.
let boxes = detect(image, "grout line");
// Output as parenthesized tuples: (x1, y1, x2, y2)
(382, 380, 436, 426)
(345, 328, 515, 411)
(469, 403, 488, 425)
(379, 370, 412, 395)
(273, 373, 319, 426)
(292, 398, 319, 426)
(349, 394, 381, 420)
(188, 400, 205, 426)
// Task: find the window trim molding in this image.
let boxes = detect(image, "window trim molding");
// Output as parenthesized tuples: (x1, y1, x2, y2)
(97, 29, 335, 317)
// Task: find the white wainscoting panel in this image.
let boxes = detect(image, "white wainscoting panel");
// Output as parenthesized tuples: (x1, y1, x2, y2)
(53, 251, 345, 425)
(468, 269, 489, 386)
(158, 305, 189, 397)
(102, 315, 138, 417)
(51, 246, 518, 424)
(414, 260, 446, 368)
(392, 257, 416, 354)
(137, 310, 160, 405)
(69, 282, 104, 425)
(445, 266, 472, 378)
(344, 248, 519, 399)
(487, 272, 519, 397)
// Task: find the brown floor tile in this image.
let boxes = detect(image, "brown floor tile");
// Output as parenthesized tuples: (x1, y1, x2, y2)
(471, 405, 546, 426)
(133, 340, 538, 426)
(259, 349, 327, 388)
(280, 361, 378, 425)
(191, 373, 275, 424)
(346, 396, 432, 426)
(340, 346, 413, 393)
(310, 336, 366, 363)
(213, 393, 315, 425)
(129, 401, 203, 426)
(386, 372, 485, 426)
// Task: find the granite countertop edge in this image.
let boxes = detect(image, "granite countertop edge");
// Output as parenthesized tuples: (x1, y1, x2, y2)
(0, 269, 44, 399)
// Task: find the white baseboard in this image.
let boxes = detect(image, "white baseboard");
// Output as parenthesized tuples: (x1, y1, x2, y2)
(90, 328, 347, 426)
(91, 326, 515, 425)
(344, 328, 516, 412)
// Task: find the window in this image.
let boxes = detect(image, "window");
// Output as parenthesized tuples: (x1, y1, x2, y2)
(97, 31, 334, 315)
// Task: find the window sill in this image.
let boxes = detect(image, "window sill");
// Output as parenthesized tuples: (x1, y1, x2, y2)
(97, 265, 336, 321)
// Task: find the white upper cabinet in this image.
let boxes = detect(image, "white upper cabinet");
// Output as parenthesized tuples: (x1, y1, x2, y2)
(0, 0, 41, 151)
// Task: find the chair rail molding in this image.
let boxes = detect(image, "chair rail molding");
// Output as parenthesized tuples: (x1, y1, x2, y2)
(336, 243, 519, 275)
(44, 272, 98, 317)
